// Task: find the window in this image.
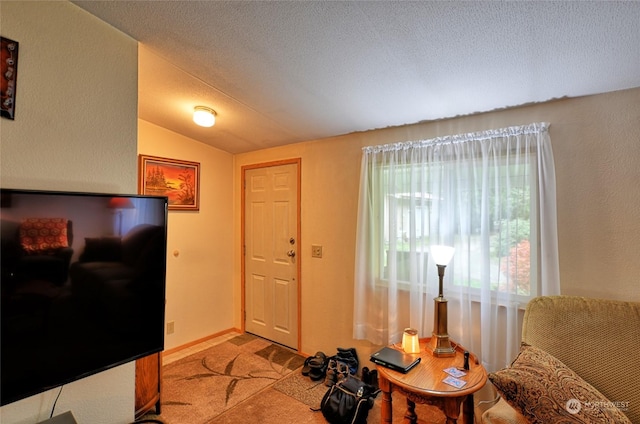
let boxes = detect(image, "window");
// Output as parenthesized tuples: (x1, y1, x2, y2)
(354, 123, 559, 371)
(377, 155, 538, 300)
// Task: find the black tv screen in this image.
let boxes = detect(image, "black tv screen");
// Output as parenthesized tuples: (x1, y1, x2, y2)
(1, 188, 167, 406)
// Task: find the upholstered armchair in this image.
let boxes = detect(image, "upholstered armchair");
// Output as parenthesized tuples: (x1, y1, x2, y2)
(481, 296, 640, 424)
(14, 218, 74, 285)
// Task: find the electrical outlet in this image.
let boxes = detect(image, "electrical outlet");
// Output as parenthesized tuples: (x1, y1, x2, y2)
(311, 245, 323, 258)
(167, 321, 175, 335)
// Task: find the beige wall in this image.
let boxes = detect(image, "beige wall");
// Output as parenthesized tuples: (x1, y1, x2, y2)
(138, 120, 235, 350)
(234, 88, 640, 359)
(0, 1, 138, 423)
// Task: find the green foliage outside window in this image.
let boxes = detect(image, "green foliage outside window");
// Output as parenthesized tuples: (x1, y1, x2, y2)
(381, 163, 534, 296)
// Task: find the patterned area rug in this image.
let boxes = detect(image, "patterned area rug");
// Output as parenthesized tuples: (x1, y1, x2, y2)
(140, 336, 449, 424)
(273, 369, 328, 409)
(158, 334, 305, 424)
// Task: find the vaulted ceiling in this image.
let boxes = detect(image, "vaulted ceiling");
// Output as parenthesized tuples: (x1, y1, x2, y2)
(72, 1, 640, 154)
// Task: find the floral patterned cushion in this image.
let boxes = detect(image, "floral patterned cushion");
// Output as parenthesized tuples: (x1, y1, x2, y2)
(489, 344, 632, 424)
(19, 218, 69, 254)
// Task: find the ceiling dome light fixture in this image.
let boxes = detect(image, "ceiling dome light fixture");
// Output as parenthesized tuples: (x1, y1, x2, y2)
(193, 106, 216, 127)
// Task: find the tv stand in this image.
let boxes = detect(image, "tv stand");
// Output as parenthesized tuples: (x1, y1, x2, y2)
(135, 352, 162, 418)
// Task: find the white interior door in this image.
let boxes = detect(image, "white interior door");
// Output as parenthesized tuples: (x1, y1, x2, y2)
(244, 162, 299, 349)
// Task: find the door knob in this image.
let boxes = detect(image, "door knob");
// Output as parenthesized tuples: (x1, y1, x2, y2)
(287, 250, 296, 257)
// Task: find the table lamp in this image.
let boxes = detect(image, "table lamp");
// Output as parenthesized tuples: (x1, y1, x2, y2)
(108, 197, 135, 236)
(427, 245, 456, 357)
(402, 328, 420, 354)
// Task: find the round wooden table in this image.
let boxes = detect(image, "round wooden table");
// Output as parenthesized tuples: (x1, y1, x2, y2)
(376, 339, 487, 424)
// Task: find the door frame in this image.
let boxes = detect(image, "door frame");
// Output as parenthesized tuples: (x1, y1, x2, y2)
(241, 158, 302, 352)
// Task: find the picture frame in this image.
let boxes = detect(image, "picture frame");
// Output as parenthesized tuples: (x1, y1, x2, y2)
(1, 36, 19, 120)
(138, 154, 200, 211)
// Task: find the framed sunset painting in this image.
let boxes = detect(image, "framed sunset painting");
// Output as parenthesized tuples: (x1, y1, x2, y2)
(138, 155, 200, 211)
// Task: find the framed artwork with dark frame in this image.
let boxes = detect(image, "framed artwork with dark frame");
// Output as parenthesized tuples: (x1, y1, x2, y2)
(138, 154, 201, 211)
(1, 36, 19, 120)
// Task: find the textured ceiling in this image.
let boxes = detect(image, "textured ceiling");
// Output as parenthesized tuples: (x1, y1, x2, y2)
(71, 1, 640, 154)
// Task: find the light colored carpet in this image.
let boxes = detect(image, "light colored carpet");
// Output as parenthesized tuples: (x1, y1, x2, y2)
(215, 374, 447, 424)
(271, 368, 447, 424)
(139, 335, 450, 424)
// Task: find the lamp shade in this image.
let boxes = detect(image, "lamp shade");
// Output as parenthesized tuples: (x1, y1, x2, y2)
(402, 328, 420, 354)
(193, 106, 216, 127)
(430, 245, 455, 266)
(108, 197, 134, 209)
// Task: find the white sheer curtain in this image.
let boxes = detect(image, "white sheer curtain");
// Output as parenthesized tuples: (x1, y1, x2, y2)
(354, 123, 559, 372)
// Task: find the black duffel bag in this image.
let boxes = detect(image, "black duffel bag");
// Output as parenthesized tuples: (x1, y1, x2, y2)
(320, 374, 380, 424)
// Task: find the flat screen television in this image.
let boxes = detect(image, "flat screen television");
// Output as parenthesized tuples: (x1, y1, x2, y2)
(0, 188, 168, 406)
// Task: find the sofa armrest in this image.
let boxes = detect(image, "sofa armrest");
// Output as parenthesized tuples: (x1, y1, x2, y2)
(481, 398, 528, 424)
(78, 237, 122, 262)
(476, 381, 527, 424)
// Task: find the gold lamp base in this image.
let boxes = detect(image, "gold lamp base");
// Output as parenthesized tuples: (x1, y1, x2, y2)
(427, 334, 456, 357)
(427, 295, 456, 357)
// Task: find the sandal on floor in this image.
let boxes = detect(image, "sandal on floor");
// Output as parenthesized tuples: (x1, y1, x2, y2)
(308, 351, 327, 368)
(301, 356, 313, 376)
(307, 351, 328, 381)
(309, 365, 326, 381)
